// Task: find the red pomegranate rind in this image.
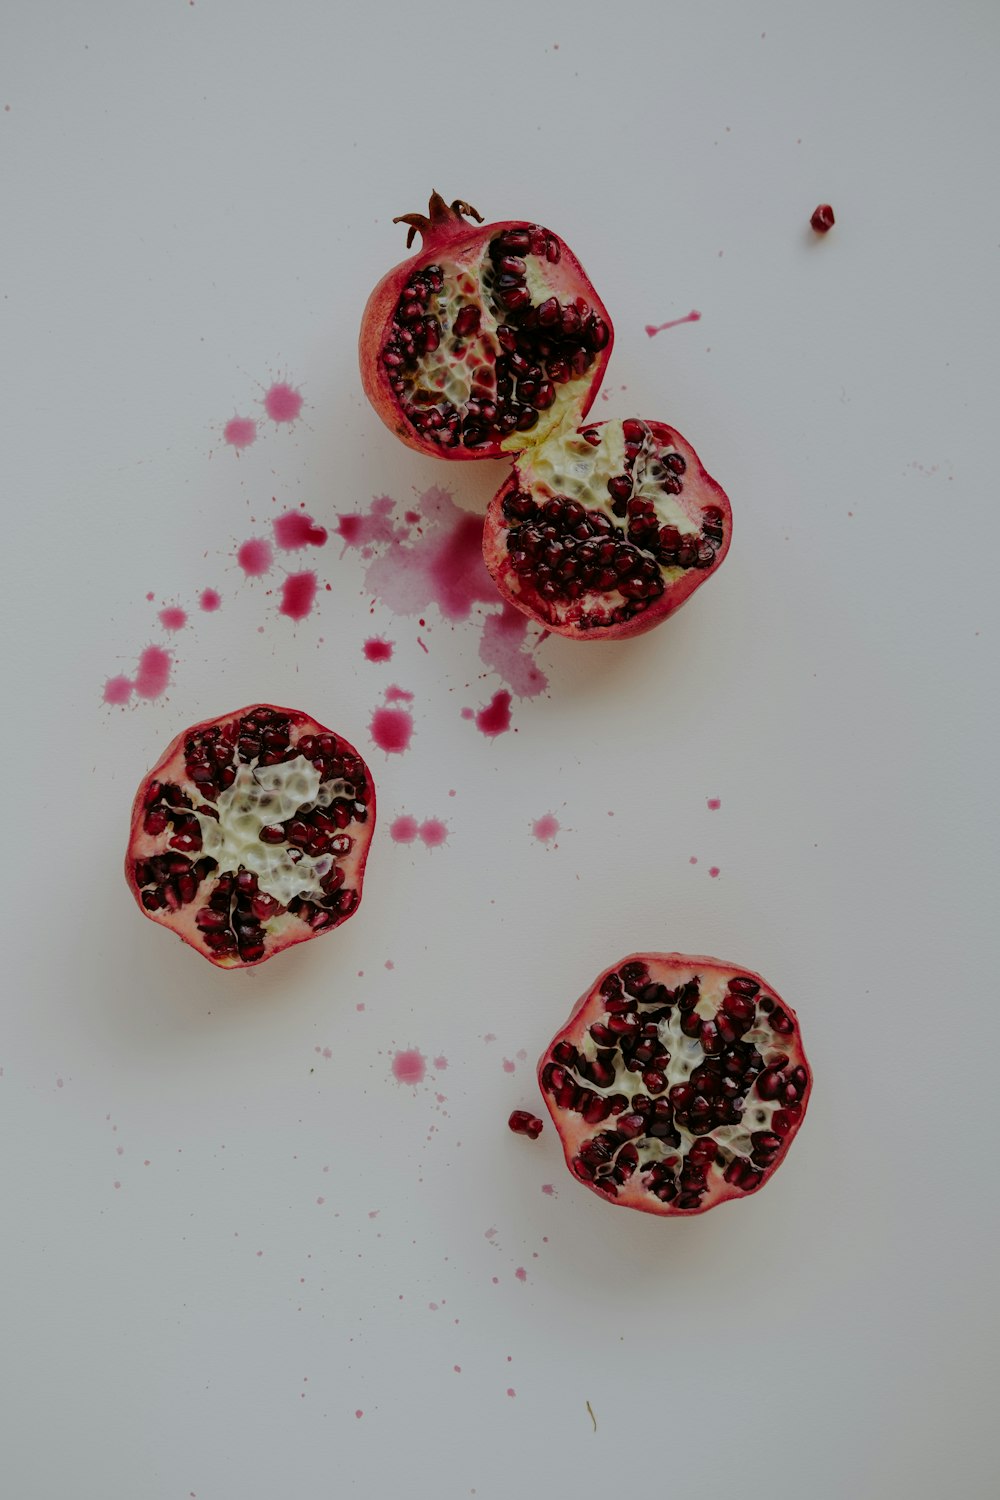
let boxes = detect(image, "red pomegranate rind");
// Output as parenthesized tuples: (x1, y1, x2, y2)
(126, 704, 376, 969)
(359, 192, 613, 461)
(483, 419, 732, 640)
(538, 953, 811, 1215)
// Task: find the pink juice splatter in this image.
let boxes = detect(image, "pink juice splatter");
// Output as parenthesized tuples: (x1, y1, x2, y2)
(384, 684, 414, 704)
(103, 675, 133, 706)
(645, 309, 702, 337)
(371, 706, 413, 754)
(475, 691, 512, 737)
(237, 538, 273, 576)
(479, 603, 547, 697)
(532, 814, 559, 843)
(709, 866, 720, 878)
(279, 571, 318, 620)
(419, 819, 448, 848)
(274, 511, 328, 549)
(263, 381, 303, 424)
(158, 606, 187, 631)
(392, 1049, 426, 1085)
(363, 637, 394, 662)
(223, 416, 257, 449)
(390, 815, 419, 844)
(133, 646, 171, 699)
(199, 588, 221, 612)
(707, 797, 721, 811)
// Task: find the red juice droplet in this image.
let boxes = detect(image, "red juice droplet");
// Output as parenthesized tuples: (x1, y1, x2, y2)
(392, 1049, 426, 1085)
(158, 606, 187, 631)
(133, 646, 171, 699)
(709, 866, 720, 878)
(419, 819, 447, 848)
(103, 675, 133, 705)
(370, 706, 413, 754)
(475, 691, 512, 737)
(273, 511, 328, 549)
(384, 684, 414, 704)
(707, 797, 721, 811)
(223, 416, 257, 449)
(532, 814, 559, 842)
(199, 588, 221, 612)
(390, 815, 419, 844)
(279, 571, 318, 620)
(363, 637, 394, 662)
(237, 538, 273, 576)
(263, 382, 303, 424)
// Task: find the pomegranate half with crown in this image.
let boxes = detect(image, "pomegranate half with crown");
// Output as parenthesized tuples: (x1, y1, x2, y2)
(126, 704, 376, 968)
(539, 953, 811, 1214)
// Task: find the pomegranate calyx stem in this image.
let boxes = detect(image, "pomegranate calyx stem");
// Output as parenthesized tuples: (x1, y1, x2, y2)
(392, 190, 483, 248)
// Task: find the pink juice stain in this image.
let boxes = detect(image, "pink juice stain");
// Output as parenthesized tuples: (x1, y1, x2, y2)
(103, 675, 133, 705)
(237, 538, 273, 576)
(158, 606, 187, 631)
(709, 866, 720, 878)
(390, 815, 419, 844)
(371, 706, 413, 754)
(199, 588, 221, 612)
(645, 309, 702, 337)
(392, 1049, 426, 1085)
(273, 510, 328, 549)
(419, 819, 448, 848)
(707, 797, 721, 811)
(263, 381, 303, 424)
(384, 684, 414, 704)
(475, 691, 512, 737)
(133, 646, 171, 700)
(532, 814, 559, 843)
(223, 416, 257, 449)
(363, 637, 394, 662)
(279, 571, 318, 620)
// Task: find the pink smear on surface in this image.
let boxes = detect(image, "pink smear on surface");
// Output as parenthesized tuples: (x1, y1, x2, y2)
(223, 416, 257, 449)
(433, 1055, 448, 1070)
(532, 814, 560, 843)
(645, 309, 702, 337)
(475, 691, 512, 738)
(263, 382, 303, 424)
(479, 602, 548, 697)
(689, 856, 698, 865)
(541, 1184, 556, 1196)
(199, 588, 221, 612)
(707, 797, 721, 811)
(709, 866, 720, 878)
(371, 706, 413, 754)
(384, 684, 414, 704)
(103, 675, 133, 705)
(502, 1059, 516, 1074)
(279, 571, 317, 620)
(507, 1389, 516, 1399)
(515, 1267, 527, 1282)
(392, 1049, 426, 1086)
(237, 538, 273, 576)
(337, 495, 410, 551)
(390, 815, 419, 844)
(134, 646, 171, 699)
(274, 511, 328, 549)
(158, 606, 187, 631)
(419, 819, 448, 848)
(363, 637, 394, 662)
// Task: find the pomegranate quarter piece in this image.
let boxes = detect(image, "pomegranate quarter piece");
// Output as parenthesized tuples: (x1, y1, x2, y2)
(483, 419, 732, 640)
(126, 705, 376, 968)
(359, 191, 613, 460)
(539, 954, 811, 1214)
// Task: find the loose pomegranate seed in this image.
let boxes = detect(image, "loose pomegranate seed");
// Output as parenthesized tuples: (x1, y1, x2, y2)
(810, 203, 835, 233)
(508, 1110, 543, 1140)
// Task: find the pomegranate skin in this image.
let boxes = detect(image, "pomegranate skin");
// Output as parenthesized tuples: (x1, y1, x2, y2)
(359, 193, 613, 461)
(538, 953, 812, 1216)
(126, 704, 376, 970)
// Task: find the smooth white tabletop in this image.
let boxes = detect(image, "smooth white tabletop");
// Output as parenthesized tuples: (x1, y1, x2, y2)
(3, 2, 998, 1496)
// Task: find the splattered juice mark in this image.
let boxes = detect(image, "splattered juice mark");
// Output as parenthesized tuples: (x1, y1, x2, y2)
(392, 1049, 426, 1085)
(515, 1267, 527, 1282)
(390, 816, 419, 844)
(479, 602, 547, 696)
(223, 416, 257, 449)
(707, 797, 721, 811)
(475, 691, 512, 737)
(237, 538, 273, 576)
(103, 675, 133, 705)
(419, 819, 447, 848)
(279, 571, 318, 620)
(263, 382, 303, 424)
(532, 814, 559, 842)
(274, 511, 328, 549)
(541, 1184, 556, 1196)
(134, 646, 171, 699)
(363, 637, 394, 662)
(371, 706, 413, 754)
(199, 588, 221, 611)
(645, 309, 702, 337)
(384, 684, 414, 704)
(158, 606, 187, 631)
(433, 1055, 448, 1070)
(709, 866, 720, 878)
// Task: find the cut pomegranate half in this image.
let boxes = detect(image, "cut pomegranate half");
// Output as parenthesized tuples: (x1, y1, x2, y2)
(126, 704, 376, 968)
(359, 192, 613, 460)
(539, 953, 811, 1214)
(483, 419, 732, 639)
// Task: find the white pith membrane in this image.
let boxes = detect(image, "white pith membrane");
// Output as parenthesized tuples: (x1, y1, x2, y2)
(498, 420, 710, 628)
(192, 758, 350, 907)
(542, 960, 808, 1212)
(382, 229, 605, 452)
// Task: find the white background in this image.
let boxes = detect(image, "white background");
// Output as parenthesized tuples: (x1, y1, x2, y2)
(2, 2, 998, 1496)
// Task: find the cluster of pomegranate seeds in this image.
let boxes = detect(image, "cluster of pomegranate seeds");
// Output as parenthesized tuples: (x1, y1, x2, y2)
(380, 225, 609, 452)
(508, 1110, 544, 1140)
(128, 706, 375, 968)
(539, 957, 810, 1215)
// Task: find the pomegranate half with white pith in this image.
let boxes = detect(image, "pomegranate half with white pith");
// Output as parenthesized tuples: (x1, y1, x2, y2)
(483, 419, 732, 640)
(126, 705, 376, 968)
(539, 954, 811, 1214)
(359, 192, 613, 459)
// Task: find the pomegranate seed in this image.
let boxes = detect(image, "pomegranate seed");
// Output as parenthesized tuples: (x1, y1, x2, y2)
(259, 824, 286, 844)
(452, 305, 480, 339)
(508, 1111, 543, 1140)
(810, 203, 835, 233)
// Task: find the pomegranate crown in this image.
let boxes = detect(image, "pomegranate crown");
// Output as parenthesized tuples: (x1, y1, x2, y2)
(392, 190, 483, 248)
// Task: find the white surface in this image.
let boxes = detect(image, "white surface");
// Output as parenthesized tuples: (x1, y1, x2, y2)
(2, 3, 998, 1496)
